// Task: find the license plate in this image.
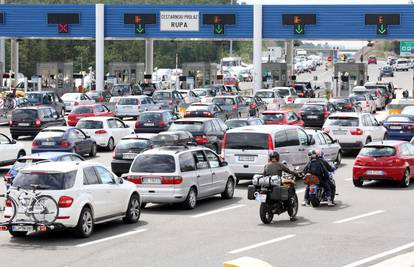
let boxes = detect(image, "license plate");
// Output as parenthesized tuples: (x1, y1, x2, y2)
(42, 142, 55, 146)
(366, 170, 384, 175)
(239, 156, 255, 162)
(142, 177, 161, 184)
(12, 225, 33, 232)
(123, 153, 137, 160)
(307, 115, 318, 119)
(390, 126, 402, 130)
(144, 123, 155, 126)
(255, 194, 267, 203)
(18, 123, 30, 126)
(333, 130, 347, 135)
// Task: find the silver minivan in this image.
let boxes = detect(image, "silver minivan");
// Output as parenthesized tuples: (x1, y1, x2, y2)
(222, 125, 314, 182)
(126, 146, 236, 209)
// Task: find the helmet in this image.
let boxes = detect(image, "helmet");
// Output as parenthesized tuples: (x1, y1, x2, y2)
(269, 151, 280, 161)
(308, 149, 318, 159)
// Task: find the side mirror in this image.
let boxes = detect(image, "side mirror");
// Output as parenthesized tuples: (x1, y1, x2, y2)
(220, 161, 228, 167)
(118, 177, 124, 184)
(10, 139, 16, 144)
(308, 137, 315, 146)
(125, 124, 130, 128)
(85, 135, 91, 139)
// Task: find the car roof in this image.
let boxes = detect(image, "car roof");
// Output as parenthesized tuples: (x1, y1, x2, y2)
(226, 125, 299, 134)
(41, 126, 73, 131)
(175, 117, 215, 122)
(122, 133, 157, 140)
(140, 146, 206, 156)
(226, 117, 260, 122)
(21, 161, 95, 173)
(19, 152, 79, 160)
(27, 91, 54, 94)
(140, 110, 168, 114)
(365, 140, 406, 147)
(328, 112, 365, 118)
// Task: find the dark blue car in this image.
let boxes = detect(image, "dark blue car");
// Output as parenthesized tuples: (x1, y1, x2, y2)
(383, 114, 414, 141)
(31, 126, 97, 157)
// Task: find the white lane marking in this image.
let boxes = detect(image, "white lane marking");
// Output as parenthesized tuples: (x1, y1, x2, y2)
(296, 188, 306, 194)
(228, 234, 296, 254)
(333, 210, 385, 224)
(344, 178, 352, 181)
(191, 204, 245, 218)
(76, 229, 148, 248)
(343, 241, 414, 267)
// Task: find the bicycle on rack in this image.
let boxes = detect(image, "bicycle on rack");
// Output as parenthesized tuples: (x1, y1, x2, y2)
(5, 184, 59, 224)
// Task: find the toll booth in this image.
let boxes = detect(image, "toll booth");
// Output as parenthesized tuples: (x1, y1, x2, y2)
(108, 63, 145, 84)
(262, 63, 288, 88)
(333, 63, 368, 97)
(182, 62, 217, 88)
(36, 62, 73, 95)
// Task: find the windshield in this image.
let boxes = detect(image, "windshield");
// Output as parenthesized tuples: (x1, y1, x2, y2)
(12, 109, 37, 120)
(255, 91, 275, 98)
(225, 133, 269, 150)
(294, 86, 305, 92)
(153, 92, 171, 100)
(262, 113, 284, 121)
(212, 98, 235, 105)
(277, 89, 290, 97)
(169, 121, 204, 133)
(12, 171, 77, 190)
(226, 120, 249, 129)
(35, 130, 65, 140)
(351, 95, 366, 101)
(326, 117, 359, 127)
(117, 139, 151, 150)
(76, 120, 103, 129)
(61, 93, 80, 101)
(131, 154, 176, 173)
(302, 104, 324, 112)
(118, 98, 139, 105)
(26, 94, 43, 104)
(360, 146, 396, 157)
(72, 106, 93, 114)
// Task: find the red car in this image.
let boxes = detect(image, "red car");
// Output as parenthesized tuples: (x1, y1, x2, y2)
(67, 104, 115, 126)
(261, 110, 304, 126)
(368, 56, 377, 64)
(353, 141, 414, 187)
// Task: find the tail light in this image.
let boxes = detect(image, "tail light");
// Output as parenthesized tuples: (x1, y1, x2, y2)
(324, 111, 329, 118)
(60, 140, 71, 148)
(232, 104, 237, 110)
(250, 103, 257, 109)
(95, 130, 107, 134)
(354, 157, 364, 166)
(405, 125, 414, 131)
(161, 176, 183, 185)
(221, 133, 227, 160)
(287, 96, 293, 103)
(5, 199, 12, 207)
(58, 196, 74, 208)
(196, 136, 209, 144)
(159, 121, 166, 127)
(202, 111, 212, 117)
(350, 128, 364, 135)
(9, 120, 12, 126)
(185, 111, 191, 117)
(127, 175, 142, 184)
(35, 118, 41, 127)
(267, 134, 274, 152)
(135, 121, 141, 128)
(393, 158, 403, 165)
(32, 140, 40, 147)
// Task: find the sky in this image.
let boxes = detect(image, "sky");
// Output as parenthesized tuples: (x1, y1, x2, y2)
(240, 0, 411, 48)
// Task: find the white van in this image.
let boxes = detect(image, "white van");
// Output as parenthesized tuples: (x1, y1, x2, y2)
(115, 95, 161, 119)
(222, 125, 313, 182)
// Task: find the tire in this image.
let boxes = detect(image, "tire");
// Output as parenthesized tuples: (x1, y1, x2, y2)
(106, 138, 115, 151)
(259, 203, 274, 224)
(9, 230, 27, 237)
(182, 187, 197, 210)
(73, 207, 94, 238)
(140, 202, 147, 209)
(353, 179, 363, 187)
(221, 178, 235, 199)
(123, 194, 141, 224)
(287, 193, 299, 219)
(401, 169, 410, 188)
(89, 143, 97, 157)
(17, 150, 26, 159)
(335, 151, 342, 165)
(310, 195, 320, 207)
(30, 195, 59, 224)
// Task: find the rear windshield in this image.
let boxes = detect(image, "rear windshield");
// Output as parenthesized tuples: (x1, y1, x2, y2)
(139, 112, 163, 121)
(302, 104, 324, 112)
(131, 154, 175, 173)
(117, 139, 151, 150)
(385, 116, 412, 123)
(277, 89, 290, 96)
(72, 106, 93, 114)
(169, 121, 204, 132)
(225, 133, 269, 150)
(212, 98, 235, 105)
(351, 95, 366, 101)
(193, 90, 207, 96)
(12, 171, 77, 190)
(294, 86, 305, 92)
(12, 109, 37, 120)
(35, 130, 65, 140)
(153, 92, 171, 100)
(76, 120, 103, 129)
(26, 94, 43, 104)
(332, 99, 349, 105)
(398, 60, 409, 64)
(187, 105, 209, 111)
(326, 117, 359, 127)
(118, 98, 139, 105)
(226, 120, 249, 129)
(255, 91, 274, 98)
(360, 146, 396, 157)
(262, 113, 284, 121)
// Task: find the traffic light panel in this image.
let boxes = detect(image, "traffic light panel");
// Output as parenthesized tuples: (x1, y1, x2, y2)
(124, 14, 156, 34)
(48, 13, 80, 34)
(365, 14, 400, 35)
(203, 14, 235, 35)
(283, 14, 316, 35)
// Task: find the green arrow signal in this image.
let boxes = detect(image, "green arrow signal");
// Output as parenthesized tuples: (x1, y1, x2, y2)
(215, 24, 224, 34)
(136, 24, 145, 34)
(295, 24, 304, 34)
(378, 24, 387, 35)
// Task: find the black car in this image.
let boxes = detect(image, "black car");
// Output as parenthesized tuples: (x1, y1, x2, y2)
(111, 133, 155, 176)
(380, 65, 394, 78)
(294, 84, 314, 98)
(300, 102, 337, 128)
(225, 118, 264, 129)
(184, 103, 228, 121)
(10, 107, 66, 139)
(135, 110, 178, 133)
(329, 98, 362, 112)
(242, 96, 267, 116)
(168, 117, 228, 153)
(26, 91, 65, 115)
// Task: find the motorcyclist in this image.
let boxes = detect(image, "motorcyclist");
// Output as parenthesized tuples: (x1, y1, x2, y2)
(302, 150, 335, 207)
(319, 151, 337, 205)
(264, 152, 299, 178)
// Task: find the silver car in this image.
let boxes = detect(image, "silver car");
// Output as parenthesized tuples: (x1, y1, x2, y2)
(305, 129, 342, 164)
(126, 146, 236, 209)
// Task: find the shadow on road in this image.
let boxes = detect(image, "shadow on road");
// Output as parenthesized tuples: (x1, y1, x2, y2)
(357, 180, 414, 191)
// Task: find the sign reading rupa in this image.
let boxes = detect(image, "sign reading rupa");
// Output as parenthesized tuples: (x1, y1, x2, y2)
(160, 11, 199, 31)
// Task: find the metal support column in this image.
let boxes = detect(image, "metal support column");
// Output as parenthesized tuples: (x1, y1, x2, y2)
(0, 0, 5, 73)
(145, 39, 154, 75)
(253, 4, 262, 95)
(286, 40, 294, 85)
(95, 4, 104, 91)
(10, 38, 18, 88)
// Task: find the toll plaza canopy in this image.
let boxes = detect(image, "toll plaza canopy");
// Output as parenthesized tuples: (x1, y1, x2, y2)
(0, 4, 413, 40)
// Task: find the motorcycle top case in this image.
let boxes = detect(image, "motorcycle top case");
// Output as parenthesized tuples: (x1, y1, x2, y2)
(252, 175, 281, 187)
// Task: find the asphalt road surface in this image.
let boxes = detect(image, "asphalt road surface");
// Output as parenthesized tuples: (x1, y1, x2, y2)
(1, 62, 414, 267)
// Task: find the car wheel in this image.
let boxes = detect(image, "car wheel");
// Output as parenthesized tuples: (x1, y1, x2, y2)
(221, 178, 235, 199)
(335, 151, 342, 165)
(401, 169, 410, 188)
(8, 230, 27, 237)
(73, 207, 94, 238)
(140, 202, 147, 209)
(17, 150, 26, 159)
(89, 143, 97, 157)
(182, 187, 197, 210)
(353, 179, 363, 187)
(106, 138, 115, 151)
(123, 194, 141, 224)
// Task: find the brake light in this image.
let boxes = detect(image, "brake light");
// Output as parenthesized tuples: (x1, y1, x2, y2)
(185, 111, 191, 116)
(5, 199, 12, 207)
(268, 134, 274, 152)
(60, 140, 71, 148)
(135, 121, 141, 128)
(393, 158, 403, 165)
(343, 104, 352, 109)
(161, 176, 183, 185)
(95, 130, 107, 134)
(232, 104, 237, 110)
(196, 136, 209, 144)
(287, 96, 293, 103)
(202, 111, 212, 117)
(405, 125, 414, 131)
(128, 175, 142, 184)
(58, 196, 73, 208)
(159, 121, 166, 127)
(32, 140, 40, 147)
(354, 158, 364, 166)
(35, 118, 41, 127)
(96, 96, 104, 102)
(250, 103, 257, 109)
(350, 128, 364, 135)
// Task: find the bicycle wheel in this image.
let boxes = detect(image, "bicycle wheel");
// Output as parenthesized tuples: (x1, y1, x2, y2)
(30, 195, 59, 224)
(3, 195, 18, 223)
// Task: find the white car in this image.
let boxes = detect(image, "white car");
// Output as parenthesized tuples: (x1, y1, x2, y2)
(273, 87, 297, 104)
(61, 93, 95, 112)
(322, 112, 387, 151)
(395, 59, 411, 71)
(349, 93, 376, 114)
(254, 89, 285, 109)
(0, 133, 26, 166)
(115, 96, 161, 119)
(76, 117, 134, 151)
(178, 90, 200, 104)
(3, 161, 141, 238)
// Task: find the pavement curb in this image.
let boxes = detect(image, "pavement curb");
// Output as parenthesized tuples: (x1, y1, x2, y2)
(370, 250, 414, 267)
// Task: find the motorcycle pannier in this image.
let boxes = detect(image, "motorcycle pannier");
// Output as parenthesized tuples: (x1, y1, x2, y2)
(247, 185, 256, 200)
(269, 186, 289, 201)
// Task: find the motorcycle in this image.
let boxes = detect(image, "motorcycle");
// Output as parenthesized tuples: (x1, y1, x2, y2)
(306, 163, 337, 207)
(248, 167, 300, 224)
